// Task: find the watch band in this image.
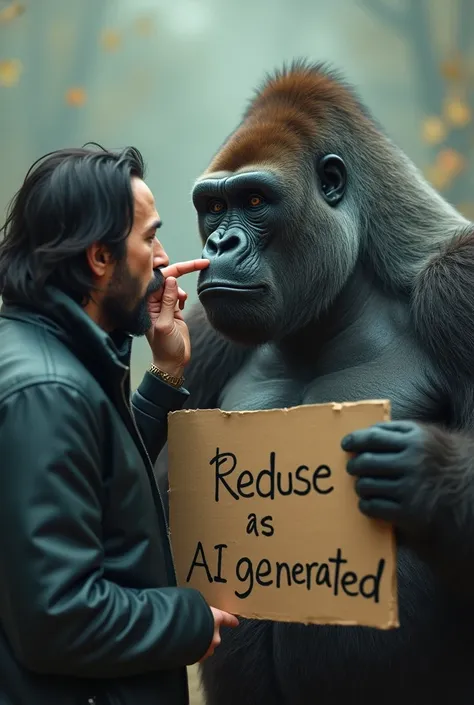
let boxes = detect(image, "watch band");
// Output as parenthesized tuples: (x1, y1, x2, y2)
(148, 362, 184, 388)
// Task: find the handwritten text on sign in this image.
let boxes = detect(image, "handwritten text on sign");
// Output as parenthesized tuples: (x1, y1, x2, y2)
(168, 401, 399, 629)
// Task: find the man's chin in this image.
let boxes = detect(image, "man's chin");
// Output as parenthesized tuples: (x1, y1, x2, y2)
(113, 300, 151, 337)
(129, 311, 152, 337)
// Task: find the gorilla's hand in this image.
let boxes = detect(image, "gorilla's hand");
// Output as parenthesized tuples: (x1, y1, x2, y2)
(342, 419, 474, 593)
(341, 420, 438, 535)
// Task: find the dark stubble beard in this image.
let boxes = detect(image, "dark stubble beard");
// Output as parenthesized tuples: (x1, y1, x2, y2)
(101, 257, 164, 336)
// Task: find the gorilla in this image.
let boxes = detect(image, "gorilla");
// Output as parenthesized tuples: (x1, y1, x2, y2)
(157, 60, 474, 705)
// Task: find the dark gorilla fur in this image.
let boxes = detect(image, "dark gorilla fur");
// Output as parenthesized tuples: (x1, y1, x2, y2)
(156, 60, 474, 705)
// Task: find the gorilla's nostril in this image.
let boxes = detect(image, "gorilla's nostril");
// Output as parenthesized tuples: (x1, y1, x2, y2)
(217, 234, 240, 255)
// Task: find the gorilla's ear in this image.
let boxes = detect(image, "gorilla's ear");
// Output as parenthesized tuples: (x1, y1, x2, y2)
(317, 154, 346, 206)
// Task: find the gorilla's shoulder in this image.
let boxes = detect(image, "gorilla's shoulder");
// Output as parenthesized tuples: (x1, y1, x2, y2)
(183, 302, 251, 409)
(413, 227, 474, 381)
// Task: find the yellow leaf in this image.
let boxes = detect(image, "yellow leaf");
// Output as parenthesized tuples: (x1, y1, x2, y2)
(440, 56, 463, 82)
(133, 15, 155, 36)
(424, 148, 466, 190)
(437, 147, 466, 177)
(0, 1, 25, 24)
(444, 97, 472, 127)
(100, 29, 122, 52)
(421, 116, 446, 145)
(0, 58, 22, 86)
(424, 165, 451, 191)
(65, 87, 87, 107)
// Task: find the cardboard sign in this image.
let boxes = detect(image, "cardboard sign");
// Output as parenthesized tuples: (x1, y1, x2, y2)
(168, 400, 399, 629)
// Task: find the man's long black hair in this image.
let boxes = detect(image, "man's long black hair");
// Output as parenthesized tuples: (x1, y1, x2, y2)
(0, 142, 146, 306)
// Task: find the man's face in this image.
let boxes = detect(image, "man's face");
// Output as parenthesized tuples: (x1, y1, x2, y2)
(102, 177, 170, 336)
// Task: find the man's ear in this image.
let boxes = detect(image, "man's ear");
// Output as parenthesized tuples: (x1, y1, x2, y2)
(86, 243, 113, 278)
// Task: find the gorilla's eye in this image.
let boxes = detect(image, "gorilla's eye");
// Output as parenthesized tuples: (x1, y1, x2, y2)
(208, 199, 225, 214)
(248, 194, 264, 208)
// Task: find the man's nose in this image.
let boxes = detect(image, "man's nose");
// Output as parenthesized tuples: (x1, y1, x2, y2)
(153, 239, 169, 269)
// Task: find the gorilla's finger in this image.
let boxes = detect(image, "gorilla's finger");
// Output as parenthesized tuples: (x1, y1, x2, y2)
(346, 452, 404, 478)
(354, 477, 405, 501)
(341, 426, 408, 453)
(369, 421, 419, 435)
(358, 498, 401, 524)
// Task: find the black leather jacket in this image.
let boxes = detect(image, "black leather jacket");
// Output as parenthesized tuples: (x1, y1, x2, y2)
(0, 286, 214, 705)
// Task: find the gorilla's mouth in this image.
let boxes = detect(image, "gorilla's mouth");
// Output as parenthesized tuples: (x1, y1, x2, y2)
(198, 282, 265, 296)
(197, 281, 273, 344)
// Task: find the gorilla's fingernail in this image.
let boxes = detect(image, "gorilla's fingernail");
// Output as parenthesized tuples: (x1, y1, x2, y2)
(341, 435, 352, 449)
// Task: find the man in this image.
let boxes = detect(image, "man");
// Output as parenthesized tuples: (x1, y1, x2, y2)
(0, 144, 238, 705)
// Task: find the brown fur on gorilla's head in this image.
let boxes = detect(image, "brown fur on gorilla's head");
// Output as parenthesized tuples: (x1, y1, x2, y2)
(203, 59, 372, 176)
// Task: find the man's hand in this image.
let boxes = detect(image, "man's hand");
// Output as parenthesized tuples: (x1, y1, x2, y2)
(199, 607, 239, 663)
(146, 258, 209, 377)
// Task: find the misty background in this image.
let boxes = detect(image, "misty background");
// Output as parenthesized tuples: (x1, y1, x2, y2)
(1, 0, 474, 389)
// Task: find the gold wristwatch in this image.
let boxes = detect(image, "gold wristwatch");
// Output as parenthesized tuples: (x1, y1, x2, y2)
(148, 362, 184, 388)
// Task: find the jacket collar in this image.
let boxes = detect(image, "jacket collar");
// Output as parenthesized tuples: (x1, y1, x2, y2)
(0, 286, 134, 383)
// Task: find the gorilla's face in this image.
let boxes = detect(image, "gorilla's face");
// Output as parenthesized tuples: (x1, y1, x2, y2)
(192, 155, 352, 346)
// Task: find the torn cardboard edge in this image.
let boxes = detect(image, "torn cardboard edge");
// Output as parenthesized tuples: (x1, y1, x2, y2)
(168, 399, 399, 630)
(168, 398, 391, 419)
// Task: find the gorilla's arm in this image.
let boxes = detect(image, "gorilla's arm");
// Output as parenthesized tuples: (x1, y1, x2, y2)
(413, 228, 474, 383)
(345, 229, 474, 596)
(342, 414, 474, 599)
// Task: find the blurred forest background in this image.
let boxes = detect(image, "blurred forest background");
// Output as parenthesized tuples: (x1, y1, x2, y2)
(2, 1, 474, 702)
(2, 0, 474, 391)
(2, 0, 474, 390)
